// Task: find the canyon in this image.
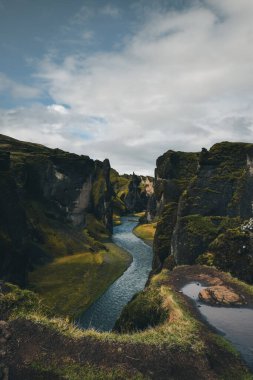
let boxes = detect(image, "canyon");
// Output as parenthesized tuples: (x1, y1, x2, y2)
(0, 134, 253, 379)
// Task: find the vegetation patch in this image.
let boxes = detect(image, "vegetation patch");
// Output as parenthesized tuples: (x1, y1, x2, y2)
(30, 361, 145, 380)
(2, 266, 253, 379)
(29, 243, 131, 318)
(175, 215, 242, 264)
(209, 228, 253, 283)
(113, 214, 122, 226)
(114, 288, 167, 333)
(133, 222, 156, 242)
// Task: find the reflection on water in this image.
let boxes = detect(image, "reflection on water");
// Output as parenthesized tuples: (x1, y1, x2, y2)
(182, 282, 253, 370)
(78, 217, 153, 331)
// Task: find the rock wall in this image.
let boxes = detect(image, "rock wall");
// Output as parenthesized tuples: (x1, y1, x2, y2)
(110, 170, 154, 215)
(152, 142, 253, 283)
(150, 150, 199, 270)
(0, 134, 113, 285)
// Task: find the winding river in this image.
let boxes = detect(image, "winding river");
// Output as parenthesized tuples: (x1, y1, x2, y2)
(78, 217, 253, 372)
(78, 216, 153, 331)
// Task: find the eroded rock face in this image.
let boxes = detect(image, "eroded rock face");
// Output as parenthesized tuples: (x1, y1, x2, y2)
(198, 286, 246, 306)
(111, 171, 154, 215)
(124, 173, 149, 213)
(152, 142, 253, 283)
(0, 134, 113, 285)
(150, 150, 199, 270)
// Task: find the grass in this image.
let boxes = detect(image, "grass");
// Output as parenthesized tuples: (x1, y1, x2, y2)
(134, 211, 146, 217)
(30, 362, 146, 380)
(133, 223, 157, 242)
(113, 214, 122, 226)
(29, 242, 132, 318)
(3, 270, 253, 379)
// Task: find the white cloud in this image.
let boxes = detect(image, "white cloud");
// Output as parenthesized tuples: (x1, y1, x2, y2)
(1, 0, 253, 174)
(47, 104, 69, 115)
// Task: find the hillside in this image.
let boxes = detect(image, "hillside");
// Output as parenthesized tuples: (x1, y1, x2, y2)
(0, 134, 133, 317)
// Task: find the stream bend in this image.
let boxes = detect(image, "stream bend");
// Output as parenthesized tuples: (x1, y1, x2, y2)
(78, 217, 153, 331)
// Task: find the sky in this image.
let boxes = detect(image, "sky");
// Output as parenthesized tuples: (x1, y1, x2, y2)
(0, 0, 253, 175)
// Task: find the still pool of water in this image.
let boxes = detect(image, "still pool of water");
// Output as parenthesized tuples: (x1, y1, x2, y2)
(182, 282, 253, 371)
(77, 217, 153, 331)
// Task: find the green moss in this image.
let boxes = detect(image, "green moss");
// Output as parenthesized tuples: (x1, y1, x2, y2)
(209, 228, 253, 283)
(184, 215, 241, 239)
(175, 215, 242, 264)
(0, 283, 42, 319)
(156, 150, 199, 181)
(110, 168, 130, 208)
(25, 201, 90, 257)
(112, 196, 126, 216)
(92, 169, 106, 208)
(153, 202, 178, 268)
(85, 213, 109, 240)
(115, 288, 167, 333)
(196, 252, 215, 266)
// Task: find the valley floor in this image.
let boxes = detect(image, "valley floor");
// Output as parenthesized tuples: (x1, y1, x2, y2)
(29, 242, 132, 318)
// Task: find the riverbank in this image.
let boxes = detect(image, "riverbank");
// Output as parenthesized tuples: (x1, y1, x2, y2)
(2, 265, 253, 379)
(29, 242, 132, 318)
(78, 216, 153, 330)
(133, 222, 156, 247)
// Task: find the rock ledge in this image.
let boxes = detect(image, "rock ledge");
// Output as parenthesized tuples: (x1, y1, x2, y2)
(199, 285, 246, 306)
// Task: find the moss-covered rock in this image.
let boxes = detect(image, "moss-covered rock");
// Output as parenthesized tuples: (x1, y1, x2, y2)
(114, 288, 167, 333)
(153, 142, 253, 283)
(0, 134, 113, 285)
(172, 215, 242, 265)
(153, 202, 178, 271)
(151, 150, 199, 269)
(110, 169, 153, 215)
(209, 228, 253, 283)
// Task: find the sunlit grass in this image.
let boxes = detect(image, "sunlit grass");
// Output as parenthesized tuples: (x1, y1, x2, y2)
(29, 243, 131, 318)
(133, 223, 157, 242)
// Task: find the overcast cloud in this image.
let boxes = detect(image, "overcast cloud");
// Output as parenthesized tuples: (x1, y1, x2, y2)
(0, 0, 253, 174)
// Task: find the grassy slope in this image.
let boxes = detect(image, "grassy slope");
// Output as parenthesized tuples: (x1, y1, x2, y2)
(133, 222, 157, 244)
(29, 243, 131, 318)
(2, 267, 253, 379)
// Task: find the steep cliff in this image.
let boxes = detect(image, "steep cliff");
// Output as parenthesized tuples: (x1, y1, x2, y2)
(0, 134, 113, 286)
(150, 150, 199, 270)
(153, 142, 253, 283)
(110, 169, 154, 215)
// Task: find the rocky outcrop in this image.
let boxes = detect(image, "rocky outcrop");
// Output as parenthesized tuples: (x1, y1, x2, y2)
(0, 134, 113, 286)
(150, 150, 199, 270)
(198, 285, 246, 306)
(152, 142, 253, 283)
(111, 170, 154, 214)
(124, 173, 149, 213)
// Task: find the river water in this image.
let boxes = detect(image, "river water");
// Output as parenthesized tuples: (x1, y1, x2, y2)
(182, 282, 253, 371)
(78, 216, 153, 331)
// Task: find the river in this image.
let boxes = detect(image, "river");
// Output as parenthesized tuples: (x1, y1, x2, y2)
(78, 216, 153, 331)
